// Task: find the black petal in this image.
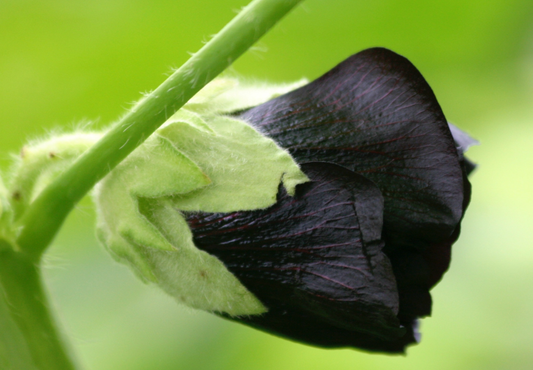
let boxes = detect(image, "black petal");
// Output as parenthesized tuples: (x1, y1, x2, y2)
(237, 47, 471, 322)
(186, 162, 416, 352)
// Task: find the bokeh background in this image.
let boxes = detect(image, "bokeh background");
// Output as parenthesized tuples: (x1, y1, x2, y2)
(1, 0, 532, 369)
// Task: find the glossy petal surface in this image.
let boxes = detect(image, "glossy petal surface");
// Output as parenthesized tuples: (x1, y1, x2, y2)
(238, 47, 464, 249)
(237, 48, 470, 321)
(187, 163, 418, 352)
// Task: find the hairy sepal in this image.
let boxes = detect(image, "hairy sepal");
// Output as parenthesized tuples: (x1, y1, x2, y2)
(8, 133, 102, 221)
(95, 100, 308, 315)
(183, 77, 308, 115)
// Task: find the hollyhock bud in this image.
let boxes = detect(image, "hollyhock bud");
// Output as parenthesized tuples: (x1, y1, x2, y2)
(93, 47, 474, 353)
(186, 48, 475, 352)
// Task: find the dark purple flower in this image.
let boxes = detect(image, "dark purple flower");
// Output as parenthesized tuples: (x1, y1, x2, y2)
(186, 48, 474, 353)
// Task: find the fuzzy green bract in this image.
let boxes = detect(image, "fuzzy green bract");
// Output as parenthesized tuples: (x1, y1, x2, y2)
(5, 133, 103, 250)
(94, 78, 309, 316)
(9, 133, 102, 220)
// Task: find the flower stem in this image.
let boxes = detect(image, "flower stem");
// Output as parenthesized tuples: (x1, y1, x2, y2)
(3, 1, 303, 368)
(15, 0, 303, 260)
(0, 245, 76, 370)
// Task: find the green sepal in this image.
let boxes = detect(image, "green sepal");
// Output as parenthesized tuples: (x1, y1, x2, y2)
(95, 79, 309, 316)
(95, 134, 213, 283)
(95, 106, 308, 315)
(8, 133, 102, 221)
(1, 133, 102, 250)
(183, 76, 307, 114)
(159, 110, 308, 211)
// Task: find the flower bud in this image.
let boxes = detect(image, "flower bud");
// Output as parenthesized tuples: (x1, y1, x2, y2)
(185, 48, 474, 352)
(8, 133, 102, 220)
(96, 48, 474, 353)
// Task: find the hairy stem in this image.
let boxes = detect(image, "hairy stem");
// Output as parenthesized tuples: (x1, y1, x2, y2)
(0, 245, 76, 370)
(16, 0, 303, 260)
(2, 1, 303, 369)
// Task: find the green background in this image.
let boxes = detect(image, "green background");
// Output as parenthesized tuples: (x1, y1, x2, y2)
(1, 0, 532, 369)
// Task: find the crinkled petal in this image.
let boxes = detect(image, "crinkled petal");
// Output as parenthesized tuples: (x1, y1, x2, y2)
(187, 162, 417, 352)
(237, 47, 472, 324)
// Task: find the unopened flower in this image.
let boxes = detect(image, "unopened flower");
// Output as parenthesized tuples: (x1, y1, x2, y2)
(2, 36, 474, 354)
(85, 47, 476, 354)
(185, 48, 475, 352)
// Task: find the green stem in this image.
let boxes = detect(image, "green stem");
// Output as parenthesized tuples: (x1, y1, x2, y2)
(0, 245, 76, 370)
(16, 0, 303, 260)
(3, 1, 303, 368)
